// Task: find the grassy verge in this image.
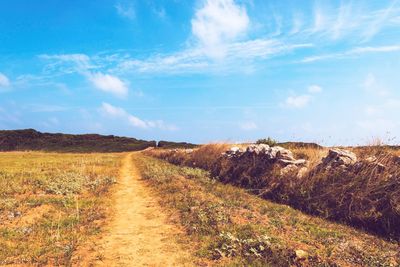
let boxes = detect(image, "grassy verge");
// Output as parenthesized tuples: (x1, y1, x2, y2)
(135, 154, 399, 267)
(0, 152, 121, 265)
(147, 144, 400, 239)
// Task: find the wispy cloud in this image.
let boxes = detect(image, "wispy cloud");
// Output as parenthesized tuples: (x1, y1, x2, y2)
(260, 1, 399, 45)
(115, 40, 312, 74)
(40, 53, 129, 97)
(0, 73, 11, 91)
(284, 95, 311, 108)
(301, 45, 400, 63)
(362, 0, 400, 41)
(37, 1, 400, 76)
(362, 73, 389, 97)
(115, 2, 135, 20)
(308, 85, 322, 93)
(283, 84, 322, 108)
(239, 121, 258, 131)
(100, 102, 177, 130)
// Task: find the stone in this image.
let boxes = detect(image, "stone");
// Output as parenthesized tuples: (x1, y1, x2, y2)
(297, 167, 309, 178)
(229, 146, 241, 153)
(365, 156, 377, 163)
(274, 146, 295, 160)
(246, 144, 295, 160)
(280, 164, 298, 176)
(295, 249, 309, 260)
(246, 144, 270, 155)
(278, 159, 308, 166)
(322, 148, 357, 167)
(224, 146, 244, 158)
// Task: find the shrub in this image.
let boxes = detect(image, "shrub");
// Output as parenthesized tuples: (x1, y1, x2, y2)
(256, 137, 277, 146)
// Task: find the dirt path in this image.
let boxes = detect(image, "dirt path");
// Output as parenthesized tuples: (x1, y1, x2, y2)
(93, 153, 192, 266)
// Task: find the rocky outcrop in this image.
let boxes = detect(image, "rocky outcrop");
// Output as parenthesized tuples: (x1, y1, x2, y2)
(223, 144, 309, 177)
(318, 148, 357, 170)
(246, 144, 295, 161)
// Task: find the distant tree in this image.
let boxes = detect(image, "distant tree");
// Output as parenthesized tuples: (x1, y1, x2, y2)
(256, 137, 277, 146)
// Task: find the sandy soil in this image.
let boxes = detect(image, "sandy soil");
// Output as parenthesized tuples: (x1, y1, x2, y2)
(90, 153, 193, 267)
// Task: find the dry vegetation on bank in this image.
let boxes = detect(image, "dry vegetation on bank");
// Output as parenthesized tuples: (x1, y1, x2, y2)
(0, 152, 121, 265)
(146, 143, 400, 240)
(136, 155, 399, 266)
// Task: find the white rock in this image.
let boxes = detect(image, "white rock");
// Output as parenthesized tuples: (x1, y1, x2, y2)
(280, 164, 298, 176)
(230, 146, 240, 153)
(323, 148, 357, 166)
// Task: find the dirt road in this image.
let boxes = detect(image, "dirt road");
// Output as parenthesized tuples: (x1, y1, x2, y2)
(92, 153, 192, 266)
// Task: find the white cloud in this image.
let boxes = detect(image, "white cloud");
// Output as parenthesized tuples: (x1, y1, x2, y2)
(40, 54, 130, 97)
(116, 40, 312, 74)
(290, 12, 304, 34)
(39, 53, 92, 73)
(362, 73, 389, 96)
(191, 0, 249, 58)
(37, 2, 400, 77)
(308, 85, 322, 93)
(100, 102, 177, 130)
(331, 2, 355, 39)
(297, 2, 400, 42)
(101, 102, 127, 117)
(88, 72, 128, 97)
(351, 45, 400, 54)
(115, 2, 135, 20)
(240, 121, 258, 131)
(153, 7, 166, 19)
(0, 73, 10, 89)
(301, 45, 400, 63)
(285, 95, 311, 108)
(312, 4, 328, 33)
(362, 1, 399, 41)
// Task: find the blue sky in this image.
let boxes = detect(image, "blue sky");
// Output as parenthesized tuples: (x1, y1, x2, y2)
(1, 0, 400, 145)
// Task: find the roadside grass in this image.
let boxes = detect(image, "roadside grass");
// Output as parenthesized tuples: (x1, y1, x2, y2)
(135, 154, 399, 266)
(0, 152, 121, 265)
(147, 144, 400, 239)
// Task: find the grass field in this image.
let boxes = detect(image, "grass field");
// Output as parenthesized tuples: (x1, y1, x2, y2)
(0, 152, 122, 265)
(0, 151, 398, 266)
(136, 155, 400, 266)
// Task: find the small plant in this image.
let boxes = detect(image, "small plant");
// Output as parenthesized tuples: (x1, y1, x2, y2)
(214, 231, 273, 259)
(256, 137, 277, 146)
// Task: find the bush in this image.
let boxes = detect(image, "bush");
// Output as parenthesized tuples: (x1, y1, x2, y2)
(256, 137, 277, 146)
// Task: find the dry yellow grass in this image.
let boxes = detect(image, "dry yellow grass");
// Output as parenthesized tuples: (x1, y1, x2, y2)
(0, 151, 122, 265)
(147, 143, 400, 239)
(136, 154, 400, 266)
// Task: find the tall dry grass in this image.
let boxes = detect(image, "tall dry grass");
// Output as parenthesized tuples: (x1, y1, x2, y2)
(147, 143, 400, 239)
(136, 154, 400, 266)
